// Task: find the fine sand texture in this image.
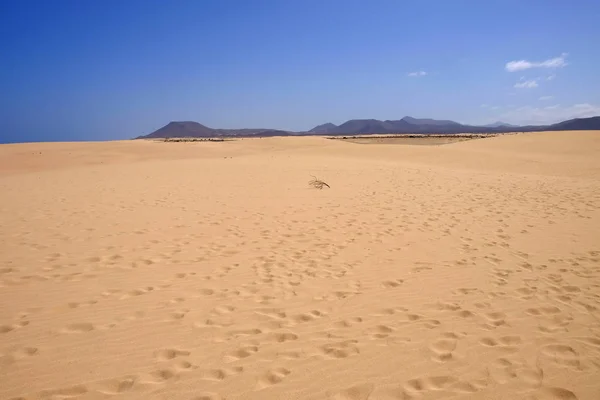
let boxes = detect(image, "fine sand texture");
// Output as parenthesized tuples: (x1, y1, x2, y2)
(1, 131, 599, 400)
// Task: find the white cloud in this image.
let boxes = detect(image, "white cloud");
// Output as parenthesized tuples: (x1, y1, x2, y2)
(539, 96, 554, 101)
(514, 80, 538, 89)
(547, 74, 556, 81)
(505, 53, 568, 72)
(407, 71, 427, 77)
(480, 104, 501, 111)
(496, 103, 600, 125)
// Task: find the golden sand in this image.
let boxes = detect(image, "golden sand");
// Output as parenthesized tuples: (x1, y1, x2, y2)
(1, 131, 599, 400)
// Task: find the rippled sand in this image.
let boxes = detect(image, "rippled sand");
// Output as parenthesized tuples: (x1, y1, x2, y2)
(1, 131, 599, 400)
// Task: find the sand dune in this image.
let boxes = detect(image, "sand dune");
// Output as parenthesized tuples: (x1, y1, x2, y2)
(1, 131, 599, 400)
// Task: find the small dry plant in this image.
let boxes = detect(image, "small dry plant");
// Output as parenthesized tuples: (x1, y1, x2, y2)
(309, 175, 330, 189)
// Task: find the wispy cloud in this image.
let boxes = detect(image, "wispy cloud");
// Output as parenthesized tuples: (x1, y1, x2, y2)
(505, 53, 568, 72)
(407, 71, 427, 77)
(514, 80, 538, 89)
(547, 74, 556, 81)
(539, 96, 554, 101)
(497, 103, 600, 125)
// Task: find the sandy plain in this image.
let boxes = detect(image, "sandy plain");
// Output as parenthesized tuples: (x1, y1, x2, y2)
(1, 131, 599, 400)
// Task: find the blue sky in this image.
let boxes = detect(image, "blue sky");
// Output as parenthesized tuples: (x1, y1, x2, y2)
(1, 0, 599, 143)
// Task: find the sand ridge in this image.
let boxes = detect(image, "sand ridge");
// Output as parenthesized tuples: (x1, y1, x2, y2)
(1, 131, 599, 399)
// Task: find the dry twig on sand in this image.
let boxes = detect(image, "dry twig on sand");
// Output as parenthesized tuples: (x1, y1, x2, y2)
(309, 175, 331, 189)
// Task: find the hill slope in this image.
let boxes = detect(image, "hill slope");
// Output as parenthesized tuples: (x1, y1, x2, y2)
(309, 123, 339, 134)
(142, 121, 214, 139)
(547, 116, 600, 131)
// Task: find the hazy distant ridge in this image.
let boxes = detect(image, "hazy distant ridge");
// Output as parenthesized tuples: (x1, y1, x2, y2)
(138, 116, 600, 138)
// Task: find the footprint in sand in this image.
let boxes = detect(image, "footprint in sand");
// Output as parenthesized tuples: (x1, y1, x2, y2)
(175, 272, 196, 279)
(227, 328, 263, 338)
(403, 375, 459, 396)
(39, 385, 88, 399)
(334, 317, 364, 329)
(455, 287, 479, 295)
(61, 323, 95, 333)
(478, 335, 522, 353)
(489, 357, 544, 387)
(540, 344, 581, 369)
(433, 302, 461, 312)
(382, 279, 404, 288)
(526, 306, 562, 316)
(255, 308, 287, 320)
(0, 324, 16, 334)
(290, 310, 326, 324)
(456, 309, 475, 318)
(195, 318, 233, 330)
(155, 348, 191, 361)
(515, 287, 537, 298)
(429, 334, 458, 362)
(528, 387, 578, 400)
(329, 383, 374, 400)
(538, 316, 572, 334)
(0, 346, 38, 367)
(450, 381, 481, 393)
(201, 366, 243, 381)
(422, 319, 442, 329)
(266, 331, 298, 343)
(120, 286, 155, 299)
(169, 309, 190, 320)
(96, 376, 138, 395)
(225, 346, 259, 362)
(369, 324, 394, 339)
(174, 360, 194, 371)
(371, 307, 408, 317)
(256, 367, 291, 389)
(145, 368, 179, 384)
(168, 297, 186, 305)
(318, 340, 360, 359)
(481, 311, 508, 329)
(211, 305, 236, 315)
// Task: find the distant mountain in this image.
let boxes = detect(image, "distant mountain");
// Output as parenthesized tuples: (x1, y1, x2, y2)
(309, 118, 425, 135)
(137, 122, 294, 139)
(137, 116, 600, 139)
(308, 116, 477, 135)
(483, 121, 519, 128)
(309, 123, 338, 134)
(143, 121, 214, 139)
(402, 116, 462, 126)
(335, 119, 397, 134)
(547, 116, 600, 131)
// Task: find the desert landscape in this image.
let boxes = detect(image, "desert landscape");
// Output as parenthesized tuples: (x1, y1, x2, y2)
(1, 131, 599, 400)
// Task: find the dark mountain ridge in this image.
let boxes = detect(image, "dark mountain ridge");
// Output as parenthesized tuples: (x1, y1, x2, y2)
(137, 116, 600, 139)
